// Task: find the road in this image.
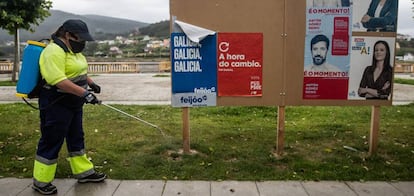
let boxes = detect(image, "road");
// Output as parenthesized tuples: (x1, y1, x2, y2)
(1, 73, 414, 105)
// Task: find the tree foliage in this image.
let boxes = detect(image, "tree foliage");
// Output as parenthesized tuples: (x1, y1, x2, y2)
(0, 0, 52, 33)
(0, 0, 52, 81)
(139, 20, 170, 38)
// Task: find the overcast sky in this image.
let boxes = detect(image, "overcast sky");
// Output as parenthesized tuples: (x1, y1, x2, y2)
(51, 0, 414, 36)
(396, 0, 414, 36)
(51, 0, 170, 23)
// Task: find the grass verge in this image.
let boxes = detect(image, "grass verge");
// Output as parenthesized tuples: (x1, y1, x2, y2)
(0, 80, 16, 86)
(394, 78, 414, 85)
(0, 103, 413, 181)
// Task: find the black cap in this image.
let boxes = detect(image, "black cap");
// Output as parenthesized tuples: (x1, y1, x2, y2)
(62, 19, 94, 41)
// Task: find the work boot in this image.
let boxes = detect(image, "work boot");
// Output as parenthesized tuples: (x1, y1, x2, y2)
(32, 183, 57, 195)
(78, 172, 107, 183)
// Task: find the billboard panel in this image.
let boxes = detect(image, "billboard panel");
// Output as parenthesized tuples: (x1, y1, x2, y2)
(171, 32, 217, 107)
(217, 33, 263, 96)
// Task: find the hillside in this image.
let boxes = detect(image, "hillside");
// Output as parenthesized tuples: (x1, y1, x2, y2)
(139, 20, 170, 38)
(0, 10, 149, 42)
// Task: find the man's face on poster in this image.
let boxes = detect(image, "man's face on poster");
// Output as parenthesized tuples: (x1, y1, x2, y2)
(311, 41, 328, 66)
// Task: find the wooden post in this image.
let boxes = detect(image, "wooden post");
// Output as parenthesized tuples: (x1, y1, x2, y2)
(369, 105, 380, 156)
(276, 106, 286, 155)
(182, 107, 191, 154)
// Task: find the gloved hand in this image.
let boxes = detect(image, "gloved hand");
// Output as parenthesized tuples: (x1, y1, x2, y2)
(89, 82, 101, 93)
(83, 92, 101, 104)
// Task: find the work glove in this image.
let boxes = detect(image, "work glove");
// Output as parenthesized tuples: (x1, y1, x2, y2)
(83, 92, 101, 104)
(89, 82, 101, 93)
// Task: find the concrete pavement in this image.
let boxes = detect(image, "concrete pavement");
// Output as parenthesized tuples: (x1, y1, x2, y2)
(0, 73, 171, 105)
(1, 178, 413, 196)
(1, 73, 414, 105)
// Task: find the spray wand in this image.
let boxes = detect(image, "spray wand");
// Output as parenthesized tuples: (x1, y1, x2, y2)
(99, 102, 166, 137)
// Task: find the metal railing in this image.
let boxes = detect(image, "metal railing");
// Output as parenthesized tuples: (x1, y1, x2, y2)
(3, 61, 414, 74)
(395, 63, 414, 73)
(0, 61, 171, 74)
(88, 62, 171, 73)
(88, 62, 141, 73)
(0, 62, 13, 73)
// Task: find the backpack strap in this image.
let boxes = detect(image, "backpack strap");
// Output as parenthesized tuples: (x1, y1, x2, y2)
(23, 37, 69, 110)
(52, 34, 69, 52)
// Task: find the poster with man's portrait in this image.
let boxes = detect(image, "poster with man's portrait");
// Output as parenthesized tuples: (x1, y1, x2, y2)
(306, 0, 351, 7)
(303, 2, 351, 99)
(348, 37, 395, 100)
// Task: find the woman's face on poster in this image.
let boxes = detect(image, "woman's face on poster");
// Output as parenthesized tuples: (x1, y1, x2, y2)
(374, 43, 387, 62)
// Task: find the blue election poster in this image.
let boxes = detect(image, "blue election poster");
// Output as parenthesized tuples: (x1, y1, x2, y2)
(171, 32, 217, 107)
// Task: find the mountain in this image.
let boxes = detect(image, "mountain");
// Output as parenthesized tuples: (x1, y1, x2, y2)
(139, 20, 170, 38)
(0, 10, 149, 42)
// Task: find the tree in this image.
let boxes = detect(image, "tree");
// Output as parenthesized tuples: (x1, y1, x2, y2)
(0, 0, 52, 82)
(84, 42, 99, 56)
(412, 0, 414, 19)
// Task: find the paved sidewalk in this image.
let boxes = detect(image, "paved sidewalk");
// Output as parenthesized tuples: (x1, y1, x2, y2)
(0, 73, 171, 105)
(1, 73, 414, 105)
(1, 178, 413, 196)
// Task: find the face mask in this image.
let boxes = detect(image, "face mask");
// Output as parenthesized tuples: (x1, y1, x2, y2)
(69, 39, 85, 53)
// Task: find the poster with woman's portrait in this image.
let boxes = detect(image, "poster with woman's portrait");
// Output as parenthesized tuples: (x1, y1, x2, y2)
(348, 37, 395, 100)
(352, 0, 398, 32)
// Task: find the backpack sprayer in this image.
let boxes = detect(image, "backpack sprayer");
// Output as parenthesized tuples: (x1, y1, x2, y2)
(16, 40, 47, 99)
(16, 40, 165, 136)
(98, 102, 166, 137)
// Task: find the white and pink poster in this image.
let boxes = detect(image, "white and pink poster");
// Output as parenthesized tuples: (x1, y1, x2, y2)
(303, 5, 352, 99)
(347, 37, 395, 100)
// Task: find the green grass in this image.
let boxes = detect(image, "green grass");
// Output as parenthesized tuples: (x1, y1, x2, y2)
(394, 78, 414, 85)
(153, 74, 170, 77)
(0, 80, 17, 86)
(0, 103, 413, 181)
